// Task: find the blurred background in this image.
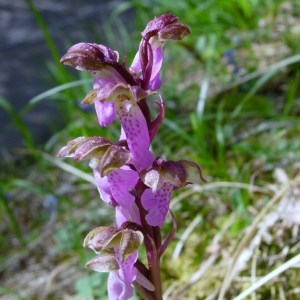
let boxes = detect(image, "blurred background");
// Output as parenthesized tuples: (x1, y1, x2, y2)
(1, 0, 300, 299)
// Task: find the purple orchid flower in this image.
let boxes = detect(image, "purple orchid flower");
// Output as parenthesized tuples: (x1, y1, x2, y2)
(107, 268, 134, 300)
(85, 84, 155, 171)
(61, 44, 154, 171)
(141, 181, 173, 227)
(84, 227, 150, 300)
(107, 250, 138, 300)
(90, 83, 155, 171)
(131, 37, 163, 90)
(58, 13, 198, 300)
(130, 13, 190, 90)
(141, 158, 204, 226)
(91, 162, 142, 225)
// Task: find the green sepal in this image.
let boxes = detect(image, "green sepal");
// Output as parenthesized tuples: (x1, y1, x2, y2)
(57, 136, 111, 160)
(100, 145, 131, 177)
(85, 250, 119, 272)
(81, 89, 98, 105)
(83, 226, 119, 253)
(119, 229, 144, 262)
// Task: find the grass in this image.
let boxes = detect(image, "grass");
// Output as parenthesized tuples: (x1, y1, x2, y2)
(1, 0, 300, 299)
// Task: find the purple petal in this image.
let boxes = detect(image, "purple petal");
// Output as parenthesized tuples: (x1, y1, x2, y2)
(93, 66, 125, 89)
(130, 35, 163, 91)
(91, 67, 126, 127)
(135, 271, 155, 292)
(107, 250, 138, 300)
(148, 74, 161, 90)
(115, 205, 141, 227)
(148, 95, 165, 142)
(148, 38, 163, 90)
(118, 252, 138, 283)
(130, 50, 141, 76)
(115, 206, 127, 227)
(95, 100, 116, 126)
(107, 168, 139, 207)
(107, 272, 133, 300)
(116, 101, 154, 171)
(92, 168, 117, 206)
(141, 182, 173, 226)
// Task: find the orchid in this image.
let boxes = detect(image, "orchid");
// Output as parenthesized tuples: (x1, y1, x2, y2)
(130, 12, 190, 90)
(83, 226, 146, 299)
(58, 13, 202, 300)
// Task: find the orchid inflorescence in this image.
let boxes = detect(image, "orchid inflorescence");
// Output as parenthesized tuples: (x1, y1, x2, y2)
(58, 13, 202, 300)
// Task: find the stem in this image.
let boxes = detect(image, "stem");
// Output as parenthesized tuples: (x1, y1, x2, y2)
(135, 180, 163, 299)
(135, 181, 155, 246)
(147, 234, 163, 300)
(133, 282, 154, 300)
(159, 210, 177, 257)
(139, 98, 152, 125)
(153, 226, 162, 249)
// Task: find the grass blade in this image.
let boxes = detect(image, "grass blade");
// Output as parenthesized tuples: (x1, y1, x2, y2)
(0, 96, 34, 151)
(233, 253, 300, 300)
(22, 79, 91, 113)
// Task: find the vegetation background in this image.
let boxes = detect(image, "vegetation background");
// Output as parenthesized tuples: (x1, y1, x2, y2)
(1, 0, 300, 299)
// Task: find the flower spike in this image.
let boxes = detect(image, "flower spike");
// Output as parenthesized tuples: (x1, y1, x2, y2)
(58, 13, 197, 300)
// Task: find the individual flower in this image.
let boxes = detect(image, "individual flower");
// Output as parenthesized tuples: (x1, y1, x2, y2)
(130, 13, 190, 90)
(61, 42, 137, 127)
(83, 226, 151, 300)
(57, 136, 131, 174)
(57, 136, 144, 226)
(61, 43, 155, 171)
(82, 84, 155, 171)
(91, 160, 141, 225)
(57, 137, 142, 222)
(141, 158, 203, 226)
